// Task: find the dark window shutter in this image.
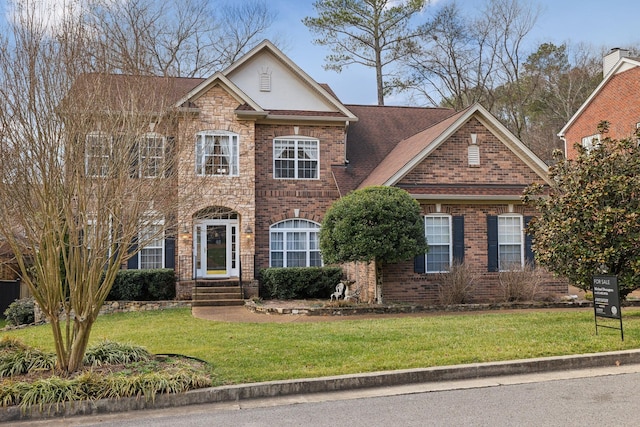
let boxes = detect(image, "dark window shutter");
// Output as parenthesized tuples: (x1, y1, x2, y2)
(414, 253, 426, 274)
(127, 239, 138, 270)
(452, 216, 464, 263)
(129, 140, 139, 178)
(165, 136, 175, 178)
(524, 216, 535, 265)
(487, 215, 498, 272)
(165, 236, 175, 269)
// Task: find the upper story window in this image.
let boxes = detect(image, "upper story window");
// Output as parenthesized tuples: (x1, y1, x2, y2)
(139, 133, 165, 178)
(270, 219, 321, 267)
(273, 138, 319, 179)
(196, 131, 239, 176)
(498, 214, 524, 271)
(581, 134, 600, 152)
(85, 132, 112, 177)
(424, 215, 453, 273)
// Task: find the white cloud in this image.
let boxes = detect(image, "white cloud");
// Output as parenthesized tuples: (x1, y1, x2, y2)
(7, 0, 86, 34)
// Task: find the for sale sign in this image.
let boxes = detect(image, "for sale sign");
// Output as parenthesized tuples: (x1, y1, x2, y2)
(592, 276, 620, 319)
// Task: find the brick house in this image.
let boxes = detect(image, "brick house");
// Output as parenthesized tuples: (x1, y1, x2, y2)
(559, 48, 640, 159)
(93, 40, 566, 304)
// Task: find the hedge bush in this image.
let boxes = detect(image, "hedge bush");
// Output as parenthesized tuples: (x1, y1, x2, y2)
(107, 269, 176, 301)
(3, 298, 35, 326)
(260, 267, 342, 299)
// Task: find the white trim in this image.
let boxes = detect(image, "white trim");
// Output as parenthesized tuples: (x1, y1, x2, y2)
(139, 132, 165, 178)
(269, 219, 322, 268)
(138, 218, 165, 270)
(497, 214, 524, 271)
(195, 130, 239, 177)
(273, 136, 320, 180)
(424, 214, 453, 273)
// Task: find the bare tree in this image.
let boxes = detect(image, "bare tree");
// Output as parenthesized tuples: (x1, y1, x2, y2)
(397, 2, 496, 109)
(83, 0, 275, 77)
(0, 3, 202, 373)
(303, 0, 427, 106)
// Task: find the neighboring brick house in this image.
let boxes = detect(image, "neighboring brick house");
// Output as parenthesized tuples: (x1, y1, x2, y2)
(90, 40, 566, 304)
(559, 48, 640, 159)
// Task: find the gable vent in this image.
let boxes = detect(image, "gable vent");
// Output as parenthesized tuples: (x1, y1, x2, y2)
(468, 144, 480, 166)
(260, 72, 271, 92)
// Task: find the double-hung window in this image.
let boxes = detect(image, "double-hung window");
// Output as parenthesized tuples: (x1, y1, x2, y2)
(85, 132, 111, 177)
(139, 219, 164, 269)
(196, 131, 239, 176)
(273, 138, 319, 179)
(270, 219, 321, 267)
(139, 133, 164, 178)
(498, 215, 524, 271)
(581, 134, 600, 152)
(425, 215, 452, 273)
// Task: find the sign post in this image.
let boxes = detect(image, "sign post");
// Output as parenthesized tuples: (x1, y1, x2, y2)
(592, 275, 623, 341)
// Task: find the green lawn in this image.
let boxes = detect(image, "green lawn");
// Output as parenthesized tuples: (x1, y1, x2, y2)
(3, 308, 640, 385)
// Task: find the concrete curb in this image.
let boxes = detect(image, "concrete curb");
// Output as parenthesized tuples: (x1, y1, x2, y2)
(3, 348, 640, 422)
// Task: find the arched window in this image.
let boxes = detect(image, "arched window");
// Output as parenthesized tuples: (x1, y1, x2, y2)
(195, 130, 239, 176)
(270, 219, 321, 267)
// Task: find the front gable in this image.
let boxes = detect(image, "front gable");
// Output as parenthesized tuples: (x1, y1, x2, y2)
(397, 116, 547, 199)
(178, 40, 357, 123)
(360, 104, 550, 199)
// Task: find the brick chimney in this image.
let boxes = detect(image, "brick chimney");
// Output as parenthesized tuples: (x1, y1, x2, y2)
(603, 48, 631, 76)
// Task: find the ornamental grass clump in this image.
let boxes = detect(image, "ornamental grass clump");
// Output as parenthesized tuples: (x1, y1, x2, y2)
(83, 340, 151, 366)
(0, 338, 212, 409)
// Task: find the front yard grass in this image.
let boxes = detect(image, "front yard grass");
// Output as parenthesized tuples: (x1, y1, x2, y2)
(4, 307, 640, 386)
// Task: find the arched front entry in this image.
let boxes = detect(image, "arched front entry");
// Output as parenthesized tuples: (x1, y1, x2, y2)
(193, 207, 239, 279)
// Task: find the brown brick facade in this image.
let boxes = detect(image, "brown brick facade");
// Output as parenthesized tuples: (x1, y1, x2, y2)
(253, 123, 345, 273)
(401, 119, 544, 185)
(380, 203, 566, 305)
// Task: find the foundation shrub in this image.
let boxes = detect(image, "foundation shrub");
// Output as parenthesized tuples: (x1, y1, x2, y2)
(260, 267, 343, 299)
(108, 269, 176, 301)
(437, 261, 477, 305)
(498, 261, 544, 302)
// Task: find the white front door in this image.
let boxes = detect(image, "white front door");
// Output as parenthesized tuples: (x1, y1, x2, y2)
(194, 220, 238, 278)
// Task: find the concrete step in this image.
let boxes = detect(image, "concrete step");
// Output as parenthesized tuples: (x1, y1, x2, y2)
(192, 299, 245, 307)
(192, 284, 244, 306)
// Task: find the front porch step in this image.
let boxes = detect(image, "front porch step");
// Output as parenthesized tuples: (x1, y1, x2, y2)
(192, 299, 246, 307)
(192, 280, 244, 307)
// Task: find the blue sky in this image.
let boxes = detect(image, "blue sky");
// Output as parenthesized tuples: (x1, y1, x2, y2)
(3, 0, 639, 105)
(266, 0, 640, 105)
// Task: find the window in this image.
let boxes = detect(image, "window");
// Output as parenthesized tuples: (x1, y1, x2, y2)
(139, 219, 164, 269)
(581, 134, 600, 152)
(273, 138, 319, 179)
(425, 215, 452, 273)
(85, 132, 111, 177)
(270, 219, 321, 267)
(196, 131, 239, 176)
(498, 215, 524, 270)
(139, 133, 164, 178)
